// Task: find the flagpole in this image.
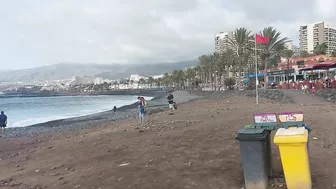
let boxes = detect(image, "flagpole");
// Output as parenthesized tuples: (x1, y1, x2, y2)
(255, 34, 259, 105)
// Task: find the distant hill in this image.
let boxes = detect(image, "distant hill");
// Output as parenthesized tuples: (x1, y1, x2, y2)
(0, 60, 198, 82)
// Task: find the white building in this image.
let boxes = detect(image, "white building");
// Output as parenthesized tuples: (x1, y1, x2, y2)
(152, 74, 164, 79)
(285, 42, 294, 50)
(214, 31, 234, 53)
(129, 74, 148, 82)
(68, 76, 95, 85)
(299, 21, 336, 55)
(93, 77, 104, 85)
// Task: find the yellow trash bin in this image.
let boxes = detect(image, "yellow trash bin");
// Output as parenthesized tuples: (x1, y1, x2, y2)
(273, 127, 311, 189)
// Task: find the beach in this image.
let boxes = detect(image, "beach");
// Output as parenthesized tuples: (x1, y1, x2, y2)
(1, 90, 336, 189)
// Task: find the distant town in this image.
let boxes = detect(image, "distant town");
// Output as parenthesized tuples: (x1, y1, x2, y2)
(0, 73, 168, 94)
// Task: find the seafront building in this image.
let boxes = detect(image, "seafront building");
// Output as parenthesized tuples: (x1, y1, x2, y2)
(299, 21, 336, 55)
(214, 31, 234, 53)
(263, 55, 336, 85)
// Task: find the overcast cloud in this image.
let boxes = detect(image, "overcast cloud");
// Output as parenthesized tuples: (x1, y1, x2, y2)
(0, 0, 335, 70)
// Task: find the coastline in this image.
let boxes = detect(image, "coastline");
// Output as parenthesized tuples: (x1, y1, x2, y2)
(0, 89, 168, 98)
(3, 90, 200, 138)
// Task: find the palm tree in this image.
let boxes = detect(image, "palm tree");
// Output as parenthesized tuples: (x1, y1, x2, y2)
(300, 50, 310, 57)
(221, 49, 236, 79)
(177, 70, 185, 89)
(147, 77, 154, 88)
(156, 78, 163, 88)
(138, 78, 146, 88)
(112, 81, 118, 90)
(228, 28, 254, 89)
(332, 50, 336, 57)
(198, 55, 211, 89)
(259, 27, 291, 87)
(193, 66, 201, 89)
(185, 68, 195, 89)
(163, 73, 171, 89)
(313, 43, 328, 55)
(282, 48, 294, 82)
(208, 53, 219, 90)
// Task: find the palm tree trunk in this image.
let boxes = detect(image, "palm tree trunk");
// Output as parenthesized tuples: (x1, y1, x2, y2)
(208, 71, 212, 90)
(264, 57, 268, 89)
(238, 67, 242, 90)
(203, 72, 206, 88)
(211, 74, 214, 91)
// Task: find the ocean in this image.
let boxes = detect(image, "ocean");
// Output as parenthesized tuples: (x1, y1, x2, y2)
(0, 95, 153, 128)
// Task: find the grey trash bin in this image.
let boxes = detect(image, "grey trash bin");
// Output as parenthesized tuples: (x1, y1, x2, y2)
(236, 128, 270, 189)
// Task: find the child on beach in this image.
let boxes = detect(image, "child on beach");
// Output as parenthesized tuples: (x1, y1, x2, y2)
(311, 86, 316, 95)
(137, 97, 146, 132)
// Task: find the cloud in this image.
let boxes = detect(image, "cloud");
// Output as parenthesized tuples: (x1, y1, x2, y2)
(0, 0, 335, 69)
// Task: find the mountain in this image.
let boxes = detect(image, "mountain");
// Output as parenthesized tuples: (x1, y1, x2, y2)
(0, 60, 198, 82)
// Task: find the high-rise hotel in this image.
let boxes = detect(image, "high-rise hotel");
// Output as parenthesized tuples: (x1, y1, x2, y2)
(299, 21, 336, 55)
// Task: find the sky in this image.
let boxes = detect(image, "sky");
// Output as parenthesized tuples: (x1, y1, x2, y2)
(0, 0, 335, 70)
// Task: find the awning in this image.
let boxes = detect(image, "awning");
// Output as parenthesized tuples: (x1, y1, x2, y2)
(313, 62, 336, 69)
(244, 73, 265, 78)
(299, 61, 336, 71)
(299, 66, 314, 71)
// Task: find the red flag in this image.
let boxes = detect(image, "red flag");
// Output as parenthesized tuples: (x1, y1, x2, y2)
(256, 34, 270, 44)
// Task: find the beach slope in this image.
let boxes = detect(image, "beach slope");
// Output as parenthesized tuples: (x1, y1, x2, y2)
(0, 91, 335, 189)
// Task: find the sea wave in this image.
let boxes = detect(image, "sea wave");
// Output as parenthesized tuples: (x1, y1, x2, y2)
(7, 96, 154, 128)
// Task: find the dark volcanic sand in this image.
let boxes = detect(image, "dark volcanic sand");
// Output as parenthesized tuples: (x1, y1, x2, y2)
(0, 90, 336, 189)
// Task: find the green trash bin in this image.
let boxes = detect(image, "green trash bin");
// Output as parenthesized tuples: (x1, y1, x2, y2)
(254, 113, 278, 177)
(236, 128, 270, 189)
(245, 125, 255, 129)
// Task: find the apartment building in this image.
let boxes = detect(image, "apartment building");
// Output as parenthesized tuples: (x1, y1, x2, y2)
(324, 25, 336, 55)
(214, 31, 234, 53)
(285, 42, 300, 56)
(299, 22, 336, 55)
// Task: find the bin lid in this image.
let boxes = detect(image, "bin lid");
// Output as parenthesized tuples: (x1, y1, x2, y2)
(236, 128, 268, 141)
(274, 127, 308, 144)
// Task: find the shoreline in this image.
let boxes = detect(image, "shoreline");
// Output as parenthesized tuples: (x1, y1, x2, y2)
(3, 91, 199, 138)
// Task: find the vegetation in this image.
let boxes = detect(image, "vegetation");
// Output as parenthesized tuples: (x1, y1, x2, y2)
(258, 27, 291, 87)
(332, 50, 336, 57)
(160, 26, 292, 90)
(313, 43, 328, 55)
(300, 50, 310, 57)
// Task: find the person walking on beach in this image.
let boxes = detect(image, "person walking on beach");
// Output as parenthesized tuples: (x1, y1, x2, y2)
(140, 97, 148, 113)
(137, 97, 146, 131)
(113, 105, 117, 113)
(167, 93, 175, 115)
(0, 111, 7, 138)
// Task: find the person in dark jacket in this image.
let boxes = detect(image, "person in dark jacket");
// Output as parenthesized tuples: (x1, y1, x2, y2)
(0, 111, 7, 138)
(167, 93, 175, 114)
(113, 106, 117, 113)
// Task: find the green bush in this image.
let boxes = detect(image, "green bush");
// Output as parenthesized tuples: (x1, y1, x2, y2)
(224, 78, 236, 90)
(247, 79, 256, 90)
